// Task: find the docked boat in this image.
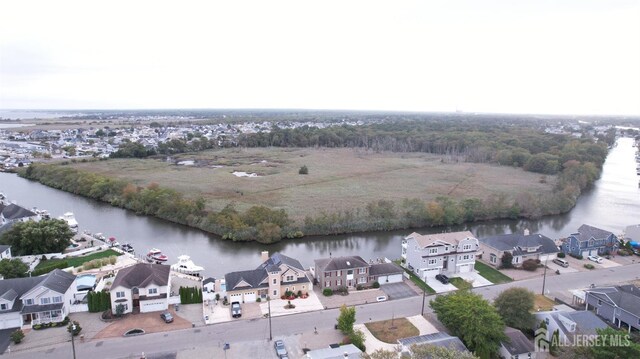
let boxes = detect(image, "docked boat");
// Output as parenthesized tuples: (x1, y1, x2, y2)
(93, 232, 106, 241)
(108, 237, 120, 247)
(59, 212, 78, 233)
(120, 243, 135, 254)
(147, 248, 168, 263)
(170, 255, 204, 276)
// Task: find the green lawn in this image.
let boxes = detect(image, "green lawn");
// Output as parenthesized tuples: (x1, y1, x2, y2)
(449, 277, 472, 290)
(35, 249, 122, 272)
(399, 265, 436, 294)
(474, 261, 512, 284)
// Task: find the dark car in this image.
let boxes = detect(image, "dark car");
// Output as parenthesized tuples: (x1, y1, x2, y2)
(274, 339, 288, 358)
(160, 312, 173, 323)
(435, 274, 449, 284)
(231, 302, 242, 318)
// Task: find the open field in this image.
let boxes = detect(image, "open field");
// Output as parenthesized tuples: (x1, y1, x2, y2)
(365, 318, 419, 343)
(69, 147, 556, 222)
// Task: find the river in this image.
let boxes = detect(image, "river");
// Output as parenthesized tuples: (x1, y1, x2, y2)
(1, 137, 639, 278)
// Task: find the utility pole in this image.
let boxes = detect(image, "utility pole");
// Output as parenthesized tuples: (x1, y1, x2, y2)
(541, 255, 549, 295)
(268, 296, 272, 341)
(420, 281, 426, 316)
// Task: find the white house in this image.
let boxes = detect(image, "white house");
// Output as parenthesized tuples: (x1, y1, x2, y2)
(110, 263, 171, 314)
(0, 269, 77, 329)
(0, 245, 11, 259)
(401, 231, 479, 280)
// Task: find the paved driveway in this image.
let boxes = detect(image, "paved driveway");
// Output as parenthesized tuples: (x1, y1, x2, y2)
(380, 282, 417, 299)
(454, 272, 493, 287)
(0, 328, 14, 354)
(426, 278, 457, 293)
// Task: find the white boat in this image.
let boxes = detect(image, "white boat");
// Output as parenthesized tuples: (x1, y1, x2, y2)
(170, 255, 204, 276)
(93, 232, 106, 241)
(59, 212, 78, 233)
(146, 248, 168, 263)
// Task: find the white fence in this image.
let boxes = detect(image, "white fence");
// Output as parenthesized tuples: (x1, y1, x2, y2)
(69, 303, 88, 313)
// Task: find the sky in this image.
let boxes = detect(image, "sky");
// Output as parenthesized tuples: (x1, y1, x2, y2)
(1, 0, 639, 115)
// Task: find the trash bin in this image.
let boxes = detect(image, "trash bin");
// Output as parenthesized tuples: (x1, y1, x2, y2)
(192, 323, 195, 328)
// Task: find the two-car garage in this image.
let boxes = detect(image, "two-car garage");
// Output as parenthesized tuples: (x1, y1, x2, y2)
(0, 314, 21, 330)
(229, 291, 256, 303)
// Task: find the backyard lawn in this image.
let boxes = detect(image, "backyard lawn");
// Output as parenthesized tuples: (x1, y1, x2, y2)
(474, 261, 513, 284)
(365, 318, 419, 344)
(34, 249, 122, 273)
(449, 277, 472, 290)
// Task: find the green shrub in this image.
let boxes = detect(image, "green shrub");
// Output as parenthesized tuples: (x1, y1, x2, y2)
(522, 259, 538, 271)
(109, 256, 117, 265)
(256, 297, 261, 302)
(570, 253, 583, 260)
(33, 324, 42, 330)
(67, 321, 82, 336)
(584, 264, 595, 270)
(11, 329, 25, 344)
(557, 252, 566, 258)
(298, 165, 309, 175)
(322, 288, 333, 296)
(356, 284, 363, 291)
(372, 281, 380, 289)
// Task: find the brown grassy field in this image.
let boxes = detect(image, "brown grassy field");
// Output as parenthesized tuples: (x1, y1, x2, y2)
(70, 147, 556, 222)
(365, 318, 419, 343)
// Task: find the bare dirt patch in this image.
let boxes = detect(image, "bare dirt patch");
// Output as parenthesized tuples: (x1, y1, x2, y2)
(365, 318, 419, 343)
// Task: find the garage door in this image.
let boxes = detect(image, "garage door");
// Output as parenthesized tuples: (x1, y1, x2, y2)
(243, 292, 256, 303)
(229, 293, 242, 302)
(582, 250, 592, 257)
(384, 274, 403, 284)
(140, 300, 167, 313)
(459, 264, 472, 273)
(0, 317, 21, 329)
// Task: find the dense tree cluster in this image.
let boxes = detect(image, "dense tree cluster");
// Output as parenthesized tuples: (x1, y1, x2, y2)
(0, 219, 74, 256)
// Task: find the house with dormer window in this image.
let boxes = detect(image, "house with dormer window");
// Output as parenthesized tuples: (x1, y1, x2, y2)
(109, 263, 170, 314)
(313, 256, 404, 291)
(561, 224, 618, 257)
(479, 229, 559, 267)
(401, 231, 479, 280)
(0, 269, 76, 329)
(224, 251, 311, 303)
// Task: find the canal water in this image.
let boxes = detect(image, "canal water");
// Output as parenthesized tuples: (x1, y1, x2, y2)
(1, 137, 639, 278)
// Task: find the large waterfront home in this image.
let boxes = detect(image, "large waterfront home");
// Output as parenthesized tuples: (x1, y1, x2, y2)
(561, 224, 618, 257)
(313, 256, 403, 291)
(0, 269, 77, 329)
(584, 285, 640, 332)
(401, 231, 479, 280)
(224, 251, 311, 303)
(109, 263, 171, 314)
(478, 230, 559, 267)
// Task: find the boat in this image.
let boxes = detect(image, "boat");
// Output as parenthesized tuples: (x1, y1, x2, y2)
(170, 255, 204, 276)
(120, 243, 135, 254)
(58, 212, 78, 233)
(147, 248, 168, 263)
(34, 208, 51, 219)
(93, 232, 106, 241)
(107, 237, 120, 247)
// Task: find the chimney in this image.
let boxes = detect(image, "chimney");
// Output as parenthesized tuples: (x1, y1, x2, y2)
(524, 228, 530, 236)
(343, 353, 349, 358)
(261, 251, 269, 262)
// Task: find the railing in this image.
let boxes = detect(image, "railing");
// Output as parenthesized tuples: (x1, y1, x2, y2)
(31, 316, 65, 325)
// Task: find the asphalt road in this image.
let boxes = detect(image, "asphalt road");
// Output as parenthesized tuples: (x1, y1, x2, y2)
(8, 263, 640, 359)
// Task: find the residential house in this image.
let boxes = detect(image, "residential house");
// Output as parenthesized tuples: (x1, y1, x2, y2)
(398, 332, 468, 356)
(203, 277, 216, 293)
(0, 203, 37, 226)
(0, 269, 77, 329)
(109, 263, 171, 314)
(0, 244, 11, 259)
(313, 256, 403, 291)
(305, 344, 362, 359)
(401, 231, 479, 280)
(534, 309, 608, 345)
(500, 327, 536, 359)
(478, 230, 558, 267)
(584, 285, 640, 332)
(561, 224, 618, 257)
(225, 251, 311, 303)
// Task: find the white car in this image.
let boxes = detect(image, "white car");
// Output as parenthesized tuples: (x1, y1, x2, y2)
(587, 255, 603, 263)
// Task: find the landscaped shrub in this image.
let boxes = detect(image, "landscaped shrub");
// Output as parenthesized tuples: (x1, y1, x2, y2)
(570, 253, 583, 260)
(356, 284, 363, 291)
(31, 260, 69, 276)
(557, 252, 566, 258)
(179, 286, 203, 304)
(67, 321, 82, 336)
(336, 286, 348, 295)
(297, 290, 302, 298)
(372, 281, 380, 289)
(88, 291, 111, 312)
(522, 259, 538, 271)
(322, 288, 333, 296)
(109, 255, 117, 265)
(11, 329, 25, 344)
(584, 264, 595, 270)
(256, 297, 261, 302)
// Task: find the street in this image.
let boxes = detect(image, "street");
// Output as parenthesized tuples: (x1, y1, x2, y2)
(7, 263, 640, 359)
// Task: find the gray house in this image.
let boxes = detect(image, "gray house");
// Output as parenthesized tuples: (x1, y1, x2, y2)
(561, 224, 618, 257)
(534, 309, 608, 345)
(313, 256, 403, 291)
(585, 285, 640, 332)
(398, 332, 468, 356)
(478, 230, 559, 267)
(499, 327, 536, 359)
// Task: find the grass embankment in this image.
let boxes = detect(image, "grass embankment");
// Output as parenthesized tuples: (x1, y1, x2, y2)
(396, 264, 436, 294)
(449, 277, 472, 290)
(534, 294, 556, 311)
(34, 249, 122, 274)
(365, 318, 419, 343)
(474, 262, 513, 284)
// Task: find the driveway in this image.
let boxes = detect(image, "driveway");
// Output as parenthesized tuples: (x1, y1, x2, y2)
(546, 261, 579, 273)
(380, 282, 417, 300)
(0, 328, 14, 354)
(94, 309, 192, 339)
(453, 272, 492, 287)
(425, 278, 456, 293)
(596, 257, 621, 268)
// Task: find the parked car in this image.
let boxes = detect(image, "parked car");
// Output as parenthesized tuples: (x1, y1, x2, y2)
(376, 295, 387, 302)
(587, 255, 603, 263)
(435, 274, 449, 284)
(553, 258, 570, 268)
(160, 312, 173, 323)
(231, 301, 242, 318)
(274, 339, 288, 358)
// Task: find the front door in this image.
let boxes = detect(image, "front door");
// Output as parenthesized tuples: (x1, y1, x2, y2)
(443, 256, 448, 270)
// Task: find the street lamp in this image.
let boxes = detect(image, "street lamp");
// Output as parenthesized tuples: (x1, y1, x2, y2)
(70, 324, 77, 359)
(420, 278, 427, 316)
(541, 255, 549, 295)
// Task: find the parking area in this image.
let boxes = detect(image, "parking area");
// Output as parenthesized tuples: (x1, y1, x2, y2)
(425, 277, 457, 293)
(94, 309, 193, 339)
(380, 282, 417, 300)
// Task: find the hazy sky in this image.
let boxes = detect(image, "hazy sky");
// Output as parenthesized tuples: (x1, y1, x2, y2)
(1, 0, 639, 115)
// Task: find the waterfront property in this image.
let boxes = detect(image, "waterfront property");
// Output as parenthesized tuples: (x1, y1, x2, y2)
(401, 231, 479, 280)
(0, 269, 77, 329)
(225, 251, 311, 303)
(584, 285, 640, 332)
(313, 256, 404, 291)
(561, 224, 619, 257)
(478, 229, 559, 267)
(109, 263, 171, 314)
(0, 244, 11, 259)
(534, 309, 608, 344)
(0, 202, 37, 226)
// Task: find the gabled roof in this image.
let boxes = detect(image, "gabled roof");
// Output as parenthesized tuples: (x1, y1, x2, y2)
(0, 244, 10, 253)
(0, 269, 76, 313)
(369, 262, 403, 276)
(398, 332, 468, 353)
(479, 233, 558, 254)
(1, 203, 36, 220)
(502, 327, 534, 355)
(203, 277, 216, 285)
(225, 252, 309, 291)
(572, 224, 615, 242)
(111, 263, 170, 289)
(315, 256, 369, 273)
(406, 231, 476, 248)
(586, 285, 640, 316)
(257, 252, 305, 272)
(37, 269, 77, 294)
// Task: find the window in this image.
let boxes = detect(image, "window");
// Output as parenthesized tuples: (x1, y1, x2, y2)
(463, 244, 472, 251)
(358, 268, 366, 274)
(286, 275, 294, 282)
(598, 299, 602, 306)
(428, 259, 437, 265)
(273, 278, 277, 284)
(490, 253, 497, 263)
(347, 269, 353, 275)
(24, 299, 33, 305)
(358, 277, 366, 284)
(52, 296, 62, 303)
(116, 291, 125, 298)
(148, 288, 158, 295)
(273, 290, 277, 296)
(463, 255, 470, 260)
(325, 281, 331, 287)
(40, 297, 51, 305)
(445, 246, 449, 251)
(324, 272, 331, 277)
(336, 280, 342, 286)
(429, 248, 438, 254)
(292, 286, 295, 291)
(0, 304, 6, 310)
